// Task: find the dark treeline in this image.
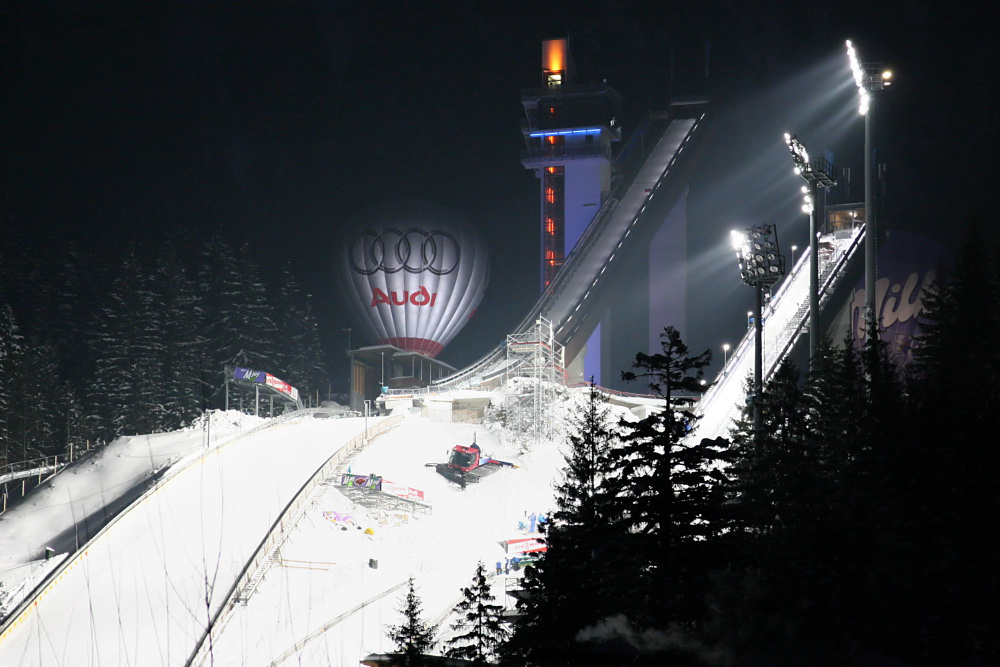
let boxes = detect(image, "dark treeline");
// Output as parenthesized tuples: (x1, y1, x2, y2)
(505, 224, 999, 666)
(0, 229, 328, 465)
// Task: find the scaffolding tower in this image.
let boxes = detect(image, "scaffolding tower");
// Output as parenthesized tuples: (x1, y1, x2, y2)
(504, 318, 566, 449)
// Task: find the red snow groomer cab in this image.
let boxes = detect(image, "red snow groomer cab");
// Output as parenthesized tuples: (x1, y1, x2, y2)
(432, 441, 515, 489)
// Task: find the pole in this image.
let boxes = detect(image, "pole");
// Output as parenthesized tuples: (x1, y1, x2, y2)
(364, 400, 371, 443)
(753, 284, 764, 447)
(864, 93, 877, 338)
(809, 182, 820, 366)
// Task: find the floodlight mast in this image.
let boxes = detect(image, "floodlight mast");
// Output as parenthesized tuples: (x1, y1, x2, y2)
(847, 39, 891, 340)
(732, 224, 785, 447)
(784, 133, 836, 368)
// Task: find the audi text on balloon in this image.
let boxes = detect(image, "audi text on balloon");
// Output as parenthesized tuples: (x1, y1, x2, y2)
(370, 286, 438, 307)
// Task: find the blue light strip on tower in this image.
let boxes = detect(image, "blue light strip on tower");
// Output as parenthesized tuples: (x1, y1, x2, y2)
(528, 128, 603, 138)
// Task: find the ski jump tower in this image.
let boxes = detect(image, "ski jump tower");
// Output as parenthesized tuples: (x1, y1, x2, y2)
(520, 38, 697, 388)
(520, 38, 622, 385)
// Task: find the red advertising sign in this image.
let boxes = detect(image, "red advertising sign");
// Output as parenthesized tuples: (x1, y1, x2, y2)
(505, 537, 547, 555)
(381, 480, 425, 502)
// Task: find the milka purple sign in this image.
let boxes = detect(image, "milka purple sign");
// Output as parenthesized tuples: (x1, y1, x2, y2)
(848, 231, 950, 364)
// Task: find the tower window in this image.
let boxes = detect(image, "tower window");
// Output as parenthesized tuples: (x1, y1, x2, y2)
(542, 165, 565, 289)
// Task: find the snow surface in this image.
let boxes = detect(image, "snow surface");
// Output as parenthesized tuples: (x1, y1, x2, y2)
(0, 390, 636, 666)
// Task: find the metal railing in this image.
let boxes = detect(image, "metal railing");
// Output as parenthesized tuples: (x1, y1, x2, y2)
(0, 455, 65, 486)
(521, 143, 611, 162)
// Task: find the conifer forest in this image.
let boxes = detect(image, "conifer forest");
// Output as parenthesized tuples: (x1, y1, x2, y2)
(501, 224, 1000, 666)
(0, 229, 328, 464)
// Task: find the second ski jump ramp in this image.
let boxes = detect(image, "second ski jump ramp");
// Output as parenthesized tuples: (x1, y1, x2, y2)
(0, 414, 392, 666)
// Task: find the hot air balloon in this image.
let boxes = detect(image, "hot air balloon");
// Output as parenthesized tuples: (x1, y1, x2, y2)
(336, 202, 489, 358)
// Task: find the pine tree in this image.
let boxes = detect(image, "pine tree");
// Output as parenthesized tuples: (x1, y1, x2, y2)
(506, 384, 624, 660)
(892, 222, 1000, 663)
(614, 326, 730, 631)
(151, 241, 206, 426)
(198, 237, 280, 408)
(0, 305, 22, 464)
(445, 561, 510, 664)
(387, 577, 437, 667)
(719, 357, 856, 661)
(272, 267, 328, 401)
(0, 305, 70, 462)
(87, 249, 165, 440)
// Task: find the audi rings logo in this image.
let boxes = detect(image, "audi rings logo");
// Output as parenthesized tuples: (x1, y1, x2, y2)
(348, 228, 461, 276)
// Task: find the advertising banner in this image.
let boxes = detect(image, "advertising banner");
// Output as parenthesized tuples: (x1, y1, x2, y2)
(233, 367, 265, 383)
(265, 374, 299, 401)
(381, 480, 425, 502)
(232, 367, 299, 402)
(846, 231, 950, 364)
(340, 474, 382, 491)
(505, 537, 548, 555)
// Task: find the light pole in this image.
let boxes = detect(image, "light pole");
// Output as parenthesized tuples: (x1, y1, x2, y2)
(732, 225, 785, 447)
(847, 39, 892, 340)
(785, 133, 836, 367)
(364, 399, 372, 442)
(791, 245, 798, 266)
(722, 343, 730, 374)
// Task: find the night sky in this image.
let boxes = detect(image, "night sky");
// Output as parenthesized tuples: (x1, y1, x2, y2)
(2, 1, 997, 382)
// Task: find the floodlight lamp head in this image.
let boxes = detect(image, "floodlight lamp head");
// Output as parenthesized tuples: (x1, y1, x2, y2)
(846, 39, 870, 115)
(785, 133, 809, 168)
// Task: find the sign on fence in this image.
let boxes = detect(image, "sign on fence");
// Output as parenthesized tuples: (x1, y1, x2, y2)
(340, 474, 382, 491)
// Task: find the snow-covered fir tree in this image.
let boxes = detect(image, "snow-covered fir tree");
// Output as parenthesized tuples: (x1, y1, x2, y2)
(387, 577, 437, 667)
(444, 561, 510, 664)
(272, 266, 328, 402)
(87, 248, 165, 440)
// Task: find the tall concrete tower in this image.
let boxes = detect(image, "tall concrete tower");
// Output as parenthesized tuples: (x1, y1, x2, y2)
(520, 38, 622, 384)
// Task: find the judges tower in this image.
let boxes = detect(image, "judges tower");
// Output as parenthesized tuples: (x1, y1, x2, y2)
(520, 38, 622, 383)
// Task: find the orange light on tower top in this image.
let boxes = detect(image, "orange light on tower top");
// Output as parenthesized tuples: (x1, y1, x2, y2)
(542, 38, 566, 88)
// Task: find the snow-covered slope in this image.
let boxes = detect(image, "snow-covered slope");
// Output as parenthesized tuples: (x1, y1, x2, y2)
(0, 390, 630, 666)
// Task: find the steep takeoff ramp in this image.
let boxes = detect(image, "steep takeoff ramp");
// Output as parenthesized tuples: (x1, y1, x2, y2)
(439, 103, 709, 388)
(690, 225, 866, 442)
